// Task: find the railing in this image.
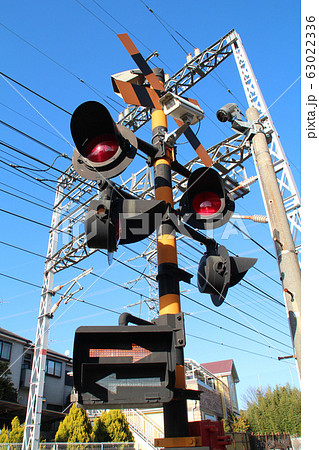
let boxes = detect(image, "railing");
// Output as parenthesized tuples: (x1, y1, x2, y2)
(86, 409, 163, 450)
(123, 409, 164, 448)
(0, 444, 136, 450)
(250, 432, 293, 449)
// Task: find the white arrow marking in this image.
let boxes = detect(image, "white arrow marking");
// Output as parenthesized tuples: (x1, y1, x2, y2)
(96, 373, 161, 394)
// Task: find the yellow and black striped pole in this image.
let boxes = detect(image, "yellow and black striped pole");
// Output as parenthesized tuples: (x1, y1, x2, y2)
(151, 75, 189, 438)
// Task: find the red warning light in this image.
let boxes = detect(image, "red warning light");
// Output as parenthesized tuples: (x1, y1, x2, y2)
(86, 134, 119, 162)
(192, 191, 221, 216)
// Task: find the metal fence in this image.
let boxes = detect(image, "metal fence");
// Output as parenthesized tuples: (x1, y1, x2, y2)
(0, 444, 136, 450)
(249, 433, 293, 450)
(222, 432, 298, 450)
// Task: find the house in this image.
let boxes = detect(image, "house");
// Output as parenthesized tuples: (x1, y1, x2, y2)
(185, 358, 240, 421)
(1, 326, 241, 446)
(0, 327, 73, 428)
(123, 358, 240, 450)
(201, 359, 240, 414)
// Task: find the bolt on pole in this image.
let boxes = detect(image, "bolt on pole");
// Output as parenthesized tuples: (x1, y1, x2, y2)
(246, 107, 301, 378)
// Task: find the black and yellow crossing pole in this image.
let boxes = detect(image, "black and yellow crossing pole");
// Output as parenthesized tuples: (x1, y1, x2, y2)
(151, 72, 189, 439)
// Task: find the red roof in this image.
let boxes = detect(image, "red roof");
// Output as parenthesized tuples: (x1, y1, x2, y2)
(201, 359, 233, 375)
(201, 359, 239, 383)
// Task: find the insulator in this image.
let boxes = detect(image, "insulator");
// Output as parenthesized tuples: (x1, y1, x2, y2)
(242, 175, 258, 188)
(251, 215, 268, 223)
(186, 53, 193, 63)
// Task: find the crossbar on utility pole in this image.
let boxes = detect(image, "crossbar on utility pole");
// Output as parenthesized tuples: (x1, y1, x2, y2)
(246, 107, 301, 378)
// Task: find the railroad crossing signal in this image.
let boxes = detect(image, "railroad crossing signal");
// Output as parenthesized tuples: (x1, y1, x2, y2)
(198, 242, 257, 306)
(73, 314, 187, 409)
(71, 101, 137, 181)
(85, 183, 166, 253)
(69, 40, 257, 306)
(179, 167, 235, 229)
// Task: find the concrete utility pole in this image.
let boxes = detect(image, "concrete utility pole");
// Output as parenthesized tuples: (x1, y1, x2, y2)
(246, 107, 301, 377)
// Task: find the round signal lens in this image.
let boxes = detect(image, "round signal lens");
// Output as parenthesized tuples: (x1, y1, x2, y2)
(192, 191, 221, 216)
(86, 134, 119, 162)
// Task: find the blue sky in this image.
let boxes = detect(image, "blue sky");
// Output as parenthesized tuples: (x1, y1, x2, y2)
(0, 0, 301, 411)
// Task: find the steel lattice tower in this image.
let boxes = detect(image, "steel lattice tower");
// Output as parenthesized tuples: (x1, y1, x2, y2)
(22, 29, 300, 450)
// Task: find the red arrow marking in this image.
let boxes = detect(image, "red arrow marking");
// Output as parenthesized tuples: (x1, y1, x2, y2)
(89, 343, 151, 363)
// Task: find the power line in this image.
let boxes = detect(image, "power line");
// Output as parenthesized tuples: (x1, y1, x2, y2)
(178, 238, 284, 306)
(187, 333, 287, 362)
(0, 162, 59, 196)
(0, 187, 54, 213)
(139, 0, 190, 56)
(0, 240, 46, 260)
(139, 0, 247, 110)
(0, 272, 41, 289)
(0, 239, 155, 306)
(0, 207, 56, 231)
(181, 291, 289, 349)
(0, 237, 290, 352)
(0, 265, 286, 363)
(2, 138, 284, 316)
(0, 23, 121, 113)
(186, 313, 291, 353)
(0, 72, 72, 115)
(0, 120, 71, 158)
(0, 139, 96, 193)
(103, 244, 291, 348)
(240, 279, 284, 306)
(0, 100, 71, 143)
(0, 157, 57, 185)
(229, 220, 277, 260)
(0, 270, 120, 316)
(176, 255, 289, 337)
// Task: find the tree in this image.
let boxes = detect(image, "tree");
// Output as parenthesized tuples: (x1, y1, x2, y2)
(0, 426, 9, 443)
(223, 412, 250, 433)
(244, 384, 301, 435)
(9, 416, 24, 443)
(100, 410, 134, 442)
(232, 413, 250, 433)
(0, 361, 18, 402)
(91, 417, 110, 442)
(55, 404, 92, 442)
(54, 406, 134, 443)
(0, 417, 24, 443)
(242, 386, 266, 410)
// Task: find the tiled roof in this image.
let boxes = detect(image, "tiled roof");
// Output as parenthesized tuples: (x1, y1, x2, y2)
(0, 327, 32, 345)
(0, 327, 72, 362)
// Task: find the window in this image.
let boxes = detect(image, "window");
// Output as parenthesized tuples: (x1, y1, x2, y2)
(0, 340, 12, 361)
(46, 359, 62, 377)
(204, 413, 217, 421)
(22, 352, 32, 369)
